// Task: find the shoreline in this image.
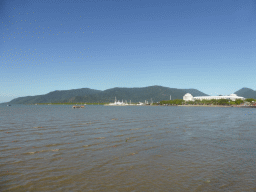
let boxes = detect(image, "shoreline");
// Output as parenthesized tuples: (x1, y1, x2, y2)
(178, 105, 256, 108)
(178, 105, 231, 107)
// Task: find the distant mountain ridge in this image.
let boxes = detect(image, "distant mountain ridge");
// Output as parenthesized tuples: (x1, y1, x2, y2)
(234, 88, 256, 99)
(9, 86, 208, 104)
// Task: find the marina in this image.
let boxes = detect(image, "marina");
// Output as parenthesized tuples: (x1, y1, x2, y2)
(105, 97, 136, 106)
(105, 97, 153, 106)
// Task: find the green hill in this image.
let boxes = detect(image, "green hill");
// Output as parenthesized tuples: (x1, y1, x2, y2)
(9, 85, 209, 104)
(9, 88, 101, 104)
(235, 88, 256, 99)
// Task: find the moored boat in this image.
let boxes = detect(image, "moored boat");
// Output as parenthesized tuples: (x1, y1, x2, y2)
(72, 105, 85, 109)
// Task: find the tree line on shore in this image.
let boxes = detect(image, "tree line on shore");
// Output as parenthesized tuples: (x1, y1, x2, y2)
(159, 98, 256, 106)
(32, 102, 109, 105)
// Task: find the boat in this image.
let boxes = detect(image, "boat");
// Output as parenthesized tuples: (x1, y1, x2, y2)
(108, 97, 126, 106)
(105, 97, 136, 106)
(72, 105, 85, 109)
(7, 104, 11, 106)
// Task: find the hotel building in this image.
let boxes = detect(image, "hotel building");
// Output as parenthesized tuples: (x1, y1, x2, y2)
(183, 93, 245, 101)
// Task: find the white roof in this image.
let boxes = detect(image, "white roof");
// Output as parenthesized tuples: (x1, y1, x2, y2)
(184, 93, 193, 96)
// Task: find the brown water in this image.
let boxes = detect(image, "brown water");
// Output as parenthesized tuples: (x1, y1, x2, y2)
(1, 105, 256, 191)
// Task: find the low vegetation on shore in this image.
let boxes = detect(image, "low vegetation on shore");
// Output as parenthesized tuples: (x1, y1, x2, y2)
(159, 98, 256, 106)
(32, 103, 108, 105)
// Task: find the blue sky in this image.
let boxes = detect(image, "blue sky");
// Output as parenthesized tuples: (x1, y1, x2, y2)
(1, 0, 255, 102)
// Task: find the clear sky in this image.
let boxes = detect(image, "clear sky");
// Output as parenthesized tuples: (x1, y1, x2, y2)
(1, 0, 255, 102)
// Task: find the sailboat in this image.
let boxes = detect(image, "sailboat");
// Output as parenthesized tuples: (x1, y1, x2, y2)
(108, 97, 125, 105)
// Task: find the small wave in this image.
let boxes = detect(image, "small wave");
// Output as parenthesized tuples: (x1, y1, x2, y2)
(128, 152, 137, 156)
(48, 157, 60, 162)
(77, 122, 96, 125)
(32, 132, 43, 135)
(24, 149, 49, 155)
(131, 128, 143, 130)
(39, 150, 48, 152)
(72, 125, 84, 128)
(0, 147, 20, 152)
(114, 134, 124, 137)
(45, 143, 62, 147)
(95, 137, 105, 139)
(51, 149, 59, 152)
(12, 160, 23, 164)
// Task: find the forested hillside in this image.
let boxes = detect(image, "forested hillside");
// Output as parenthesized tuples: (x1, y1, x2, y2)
(9, 86, 209, 104)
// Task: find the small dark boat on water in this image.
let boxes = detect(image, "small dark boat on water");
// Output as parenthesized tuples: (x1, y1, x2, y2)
(7, 104, 11, 106)
(72, 105, 85, 109)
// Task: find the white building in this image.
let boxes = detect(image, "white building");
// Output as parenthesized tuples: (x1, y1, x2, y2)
(183, 93, 245, 101)
(183, 93, 194, 101)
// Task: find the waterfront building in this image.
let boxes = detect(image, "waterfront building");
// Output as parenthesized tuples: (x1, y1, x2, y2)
(183, 93, 194, 101)
(183, 93, 245, 101)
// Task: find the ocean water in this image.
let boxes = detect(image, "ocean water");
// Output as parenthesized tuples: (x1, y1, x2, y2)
(0, 105, 256, 191)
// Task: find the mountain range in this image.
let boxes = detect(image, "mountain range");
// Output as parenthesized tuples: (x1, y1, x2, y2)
(8, 86, 208, 104)
(6, 86, 256, 104)
(234, 88, 256, 99)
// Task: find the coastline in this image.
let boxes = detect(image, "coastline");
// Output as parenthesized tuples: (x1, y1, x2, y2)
(178, 105, 256, 108)
(178, 105, 231, 107)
